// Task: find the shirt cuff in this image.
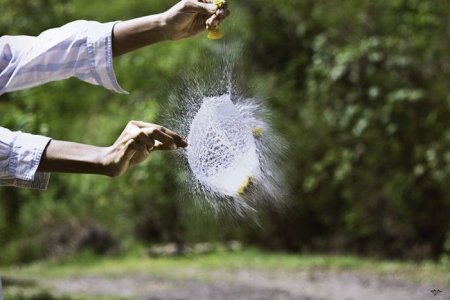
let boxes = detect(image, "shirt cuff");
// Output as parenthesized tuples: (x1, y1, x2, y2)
(0, 173, 50, 190)
(86, 21, 128, 94)
(8, 132, 51, 189)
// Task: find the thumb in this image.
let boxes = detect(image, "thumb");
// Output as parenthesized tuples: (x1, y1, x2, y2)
(152, 140, 178, 151)
(124, 140, 138, 161)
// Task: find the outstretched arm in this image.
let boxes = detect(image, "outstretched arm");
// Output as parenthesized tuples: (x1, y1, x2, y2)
(0, 0, 229, 95)
(112, 0, 230, 57)
(37, 121, 187, 177)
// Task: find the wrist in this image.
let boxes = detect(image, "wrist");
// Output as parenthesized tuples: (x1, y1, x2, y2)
(150, 13, 173, 41)
(158, 12, 177, 41)
(112, 13, 173, 57)
(98, 146, 122, 178)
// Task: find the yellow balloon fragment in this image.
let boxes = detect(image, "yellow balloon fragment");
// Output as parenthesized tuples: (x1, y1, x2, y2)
(207, 0, 225, 40)
(252, 127, 263, 138)
(208, 28, 224, 40)
(237, 176, 253, 196)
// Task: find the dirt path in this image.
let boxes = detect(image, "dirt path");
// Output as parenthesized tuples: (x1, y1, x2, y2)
(46, 268, 450, 300)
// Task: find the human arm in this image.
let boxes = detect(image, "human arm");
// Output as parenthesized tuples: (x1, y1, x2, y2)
(37, 121, 187, 177)
(112, 0, 230, 56)
(0, 0, 230, 94)
(0, 121, 186, 189)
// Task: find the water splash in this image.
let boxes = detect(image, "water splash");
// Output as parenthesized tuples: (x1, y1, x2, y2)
(187, 95, 260, 198)
(164, 51, 286, 215)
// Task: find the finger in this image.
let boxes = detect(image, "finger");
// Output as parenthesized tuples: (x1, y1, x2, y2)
(147, 128, 177, 150)
(215, 9, 225, 19)
(124, 124, 152, 149)
(184, 0, 217, 15)
(152, 140, 175, 151)
(152, 140, 164, 151)
(135, 132, 156, 151)
(129, 121, 187, 148)
(206, 14, 216, 28)
(216, 8, 230, 20)
(206, 15, 220, 29)
(129, 120, 155, 129)
(159, 127, 188, 148)
(152, 140, 181, 151)
(128, 139, 147, 153)
(128, 140, 151, 166)
(124, 140, 138, 161)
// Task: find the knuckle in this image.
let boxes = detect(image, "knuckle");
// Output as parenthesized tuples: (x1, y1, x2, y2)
(137, 131, 147, 138)
(182, 0, 193, 8)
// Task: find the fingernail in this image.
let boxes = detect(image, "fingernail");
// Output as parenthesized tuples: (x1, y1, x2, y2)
(209, 6, 217, 13)
(216, 10, 224, 18)
(177, 140, 188, 148)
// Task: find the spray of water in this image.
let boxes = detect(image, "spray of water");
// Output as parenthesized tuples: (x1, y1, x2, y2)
(164, 48, 286, 216)
(187, 95, 260, 198)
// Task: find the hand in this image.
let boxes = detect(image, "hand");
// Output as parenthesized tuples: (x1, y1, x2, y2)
(37, 121, 187, 177)
(38, 121, 187, 177)
(112, 0, 230, 56)
(163, 0, 230, 40)
(102, 121, 187, 177)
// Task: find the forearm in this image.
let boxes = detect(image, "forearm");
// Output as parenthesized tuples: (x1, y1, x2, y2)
(37, 121, 186, 178)
(37, 140, 107, 176)
(112, 14, 170, 57)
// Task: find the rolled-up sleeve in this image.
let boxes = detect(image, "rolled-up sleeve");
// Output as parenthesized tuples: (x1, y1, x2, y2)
(0, 127, 51, 189)
(0, 20, 127, 95)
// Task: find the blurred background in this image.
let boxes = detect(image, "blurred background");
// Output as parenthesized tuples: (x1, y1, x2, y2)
(1, 0, 450, 299)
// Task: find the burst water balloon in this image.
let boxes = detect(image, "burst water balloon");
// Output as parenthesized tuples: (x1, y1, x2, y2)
(187, 95, 260, 198)
(165, 56, 286, 214)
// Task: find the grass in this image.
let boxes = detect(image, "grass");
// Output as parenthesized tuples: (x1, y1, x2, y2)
(2, 248, 449, 284)
(1, 247, 449, 300)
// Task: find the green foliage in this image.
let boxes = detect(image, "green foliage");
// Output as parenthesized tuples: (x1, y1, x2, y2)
(240, 0, 450, 259)
(0, 0, 72, 35)
(1, 0, 450, 263)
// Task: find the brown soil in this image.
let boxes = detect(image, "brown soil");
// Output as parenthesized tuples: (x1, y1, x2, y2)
(46, 268, 450, 300)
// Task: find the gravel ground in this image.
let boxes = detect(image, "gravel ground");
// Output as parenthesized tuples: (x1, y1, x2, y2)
(47, 268, 450, 300)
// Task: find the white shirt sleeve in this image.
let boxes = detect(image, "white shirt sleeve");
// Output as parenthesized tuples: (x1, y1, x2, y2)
(0, 127, 51, 189)
(0, 20, 127, 95)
